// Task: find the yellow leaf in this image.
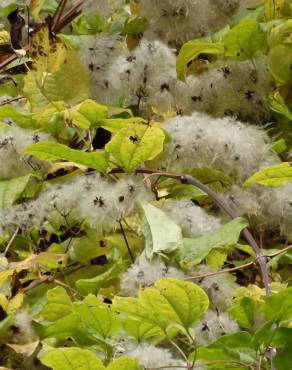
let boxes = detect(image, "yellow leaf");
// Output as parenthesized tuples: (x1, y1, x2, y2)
(265, 0, 289, 20)
(130, 0, 139, 14)
(30, 25, 67, 73)
(0, 294, 8, 311)
(7, 293, 24, 313)
(0, 29, 10, 44)
(29, 0, 45, 21)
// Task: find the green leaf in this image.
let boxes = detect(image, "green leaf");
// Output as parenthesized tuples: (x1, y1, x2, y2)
(105, 123, 165, 173)
(40, 348, 105, 370)
(122, 318, 163, 341)
(107, 357, 140, 370)
(205, 249, 227, 268)
(36, 102, 66, 136)
(74, 99, 108, 128)
(229, 297, 256, 329)
(253, 321, 276, 348)
(121, 15, 148, 36)
(268, 91, 292, 121)
(75, 259, 126, 295)
(99, 117, 147, 133)
(223, 19, 267, 60)
(270, 327, 292, 348)
(73, 295, 120, 339)
(0, 105, 36, 129)
(193, 332, 256, 365)
(176, 41, 224, 81)
(104, 232, 142, 258)
(274, 339, 292, 370)
(243, 163, 292, 188)
(263, 287, 292, 322)
(37, 286, 72, 322)
(62, 99, 108, 129)
(41, 313, 96, 345)
(0, 173, 42, 209)
(23, 141, 109, 173)
(24, 49, 90, 111)
(178, 218, 248, 267)
(169, 184, 207, 202)
(113, 278, 209, 336)
(0, 315, 14, 344)
(30, 0, 45, 21)
(0, 3, 22, 17)
(190, 167, 233, 193)
(72, 14, 106, 35)
(68, 230, 112, 263)
(271, 139, 287, 154)
(268, 44, 292, 84)
(139, 202, 183, 259)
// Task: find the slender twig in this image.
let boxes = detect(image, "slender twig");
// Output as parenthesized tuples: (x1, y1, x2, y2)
(0, 96, 26, 106)
(0, 45, 30, 71)
(3, 226, 19, 256)
(51, 0, 65, 26)
(143, 171, 183, 182)
(51, 0, 68, 32)
(52, 1, 83, 33)
(22, 275, 53, 292)
(185, 245, 292, 281)
(185, 260, 255, 281)
(119, 220, 134, 262)
(180, 174, 271, 296)
(168, 338, 189, 365)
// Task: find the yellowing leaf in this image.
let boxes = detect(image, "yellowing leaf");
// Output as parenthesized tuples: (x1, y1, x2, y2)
(23, 141, 109, 173)
(40, 348, 105, 370)
(73, 295, 120, 339)
(268, 91, 292, 120)
(123, 318, 163, 341)
(74, 99, 108, 128)
(243, 163, 292, 188)
(100, 117, 147, 133)
(24, 49, 90, 111)
(176, 41, 224, 81)
(265, 0, 289, 20)
(0, 29, 10, 44)
(268, 19, 292, 48)
(35, 252, 67, 269)
(107, 357, 140, 370)
(6, 293, 24, 313)
(268, 44, 292, 84)
(29, 0, 45, 21)
(37, 286, 72, 321)
(105, 123, 165, 173)
(113, 278, 209, 336)
(0, 295, 8, 311)
(30, 26, 67, 73)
